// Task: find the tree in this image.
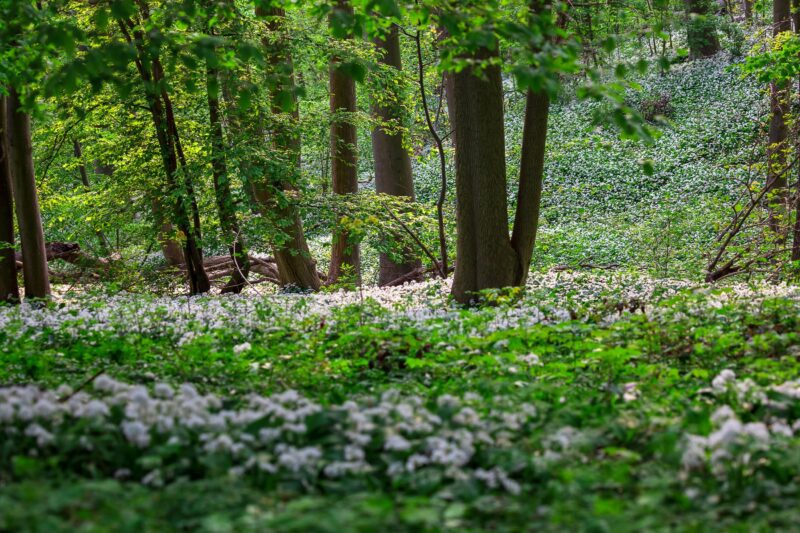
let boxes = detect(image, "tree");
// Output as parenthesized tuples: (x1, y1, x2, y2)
(767, 0, 792, 231)
(685, 0, 720, 59)
(0, 95, 19, 303)
(254, 6, 322, 291)
(328, 0, 361, 285)
(5, 88, 51, 299)
(449, 2, 552, 304)
(116, 8, 210, 294)
(371, 24, 421, 285)
(449, 48, 516, 303)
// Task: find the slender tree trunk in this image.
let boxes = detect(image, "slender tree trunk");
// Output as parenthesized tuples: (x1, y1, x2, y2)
(254, 6, 322, 290)
(72, 139, 110, 254)
(450, 48, 518, 303)
(768, 0, 792, 232)
(510, 89, 550, 285)
(328, 0, 360, 285)
(6, 88, 50, 299)
(0, 95, 19, 303)
(371, 24, 421, 285)
(117, 16, 209, 294)
(206, 61, 249, 293)
(419, 28, 450, 278)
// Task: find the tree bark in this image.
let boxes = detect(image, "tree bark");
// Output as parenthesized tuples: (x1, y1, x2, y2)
(767, 0, 792, 232)
(6, 88, 50, 299)
(206, 61, 249, 294)
(685, 0, 720, 58)
(790, 0, 800, 260)
(254, 6, 322, 291)
(371, 24, 421, 285)
(450, 48, 519, 303)
(328, 0, 361, 285)
(0, 95, 19, 303)
(510, 89, 550, 285)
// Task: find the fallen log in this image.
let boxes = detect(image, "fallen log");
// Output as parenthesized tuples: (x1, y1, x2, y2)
(178, 254, 323, 288)
(15, 242, 110, 271)
(383, 264, 453, 287)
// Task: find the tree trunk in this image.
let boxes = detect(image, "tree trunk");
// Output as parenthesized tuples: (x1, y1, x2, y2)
(371, 24, 421, 285)
(767, 0, 792, 232)
(450, 48, 519, 304)
(510, 89, 550, 285)
(117, 9, 209, 295)
(328, 0, 361, 285)
(206, 61, 249, 294)
(791, 0, 800, 260)
(685, 0, 720, 58)
(742, 0, 752, 22)
(0, 95, 19, 303)
(254, 6, 322, 291)
(6, 88, 50, 299)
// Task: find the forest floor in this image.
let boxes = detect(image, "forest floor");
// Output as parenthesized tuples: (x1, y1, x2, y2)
(1, 270, 800, 530)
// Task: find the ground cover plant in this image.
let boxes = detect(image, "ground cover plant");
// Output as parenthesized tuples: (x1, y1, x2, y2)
(3, 271, 800, 530)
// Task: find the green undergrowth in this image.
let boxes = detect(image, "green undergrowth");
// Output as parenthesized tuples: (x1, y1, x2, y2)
(1, 278, 800, 531)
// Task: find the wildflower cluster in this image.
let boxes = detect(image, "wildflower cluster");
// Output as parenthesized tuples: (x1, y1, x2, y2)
(0, 376, 543, 495)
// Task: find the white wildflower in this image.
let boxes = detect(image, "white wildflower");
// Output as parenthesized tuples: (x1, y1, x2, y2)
(681, 435, 708, 469)
(25, 423, 54, 447)
(711, 369, 736, 392)
(153, 383, 174, 399)
(710, 405, 735, 426)
(742, 422, 769, 442)
(708, 418, 742, 448)
(384, 434, 411, 452)
(121, 420, 151, 448)
(233, 342, 252, 355)
(79, 399, 110, 419)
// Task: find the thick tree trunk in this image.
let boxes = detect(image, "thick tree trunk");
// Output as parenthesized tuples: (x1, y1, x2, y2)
(6, 88, 50, 299)
(0, 96, 19, 303)
(767, 0, 792, 232)
(207, 62, 249, 294)
(791, 0, 800, 260)
(510, 89, 550, 286)
(371, 24, 421, 285)
(450, 49, 519, 304)
(254, 6, 322, 291)
(328, 0, 360, 285)
(685, 0, 720, 58)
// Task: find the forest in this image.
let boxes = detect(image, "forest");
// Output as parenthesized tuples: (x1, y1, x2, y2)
(2, 0, 800, 529)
